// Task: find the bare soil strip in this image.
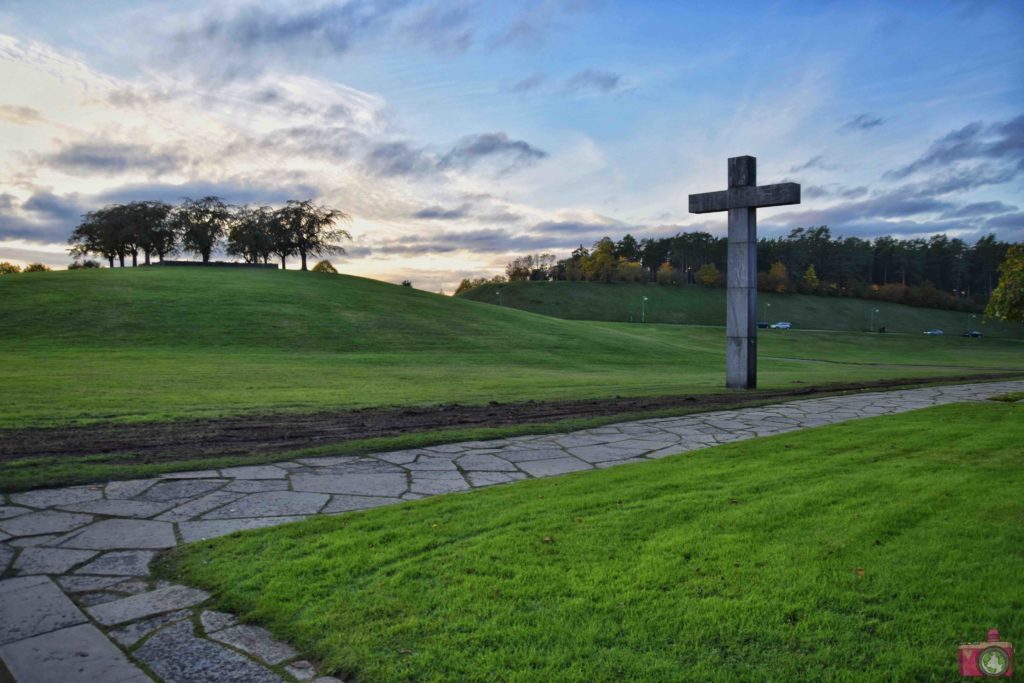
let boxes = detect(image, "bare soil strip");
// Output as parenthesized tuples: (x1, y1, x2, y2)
(2, 372, 1018, 464)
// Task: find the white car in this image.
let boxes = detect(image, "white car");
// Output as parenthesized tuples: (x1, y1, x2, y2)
(923, 329, 944, 335)
(770, 321, 792, 329)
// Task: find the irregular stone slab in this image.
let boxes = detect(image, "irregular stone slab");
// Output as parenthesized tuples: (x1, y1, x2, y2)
(295, 455, 362, 467)
(58, 575, 131, 592)
(322, 495, 401, 514)
(155, 490, 244, 522)
(465, 471, 527, 487)
(565, 444, 641, 463)
(406, 456, 458, 471)
(60, 519, 177, 550)
(0, 510, 94, 537)
(7, 533, 64, 547)
(290, 472, 408, 497)
(499, 447, 570, 463)
(109, 608, 192, 647)
(75, 550, 156, 576)
(140, 479, 227, 502)
(59, 499, 173, 519)
(409, 474, 470, 495)
(595, 457, 649, 468)
(0, 576, 86, 646)
(0, 544, 12, 572)
(224, 479, 290, 493)
(202, 491, 328, 519)
(371, 451, 419, 465)
(200, 609, 239, 633)
(160, 469, 222, 479)
(77, 591, 125, 607)
(10, 485, 103, 509)
(104, 478, 158, 499)
(286, 660, 317, 681)
(516, 457, 592, 477)
(209, 623, 297, 664)
(136, 620, 284, 683)
(13, 547, 96, 575)
(0, 506, 31, 520)
(178, 516, 306, 543)
(457, 453, 518, 471)
(109, 577, 151, 594)
(220, 465, 288, 479)
(0, 623, 151, 683)
(87, 584, 209, 626)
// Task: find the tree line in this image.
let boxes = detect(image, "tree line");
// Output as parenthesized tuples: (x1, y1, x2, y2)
(67, 197, 351, 271)
(468, 227, 1016, 312)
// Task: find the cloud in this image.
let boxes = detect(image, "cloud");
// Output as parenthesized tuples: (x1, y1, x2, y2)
(839, 113, 884, 132)
(490, 0, 600, 50)
(983, 212, 1023, 230)
(95, 180, 318, 207)
(413, 204, 472, 220)
(0, 104, 43, 125)
(370, 228, 562, 256)
(22, 192, 84, 222)
(41, 142, 185, 176)
(403, 3, 475, 54)
(772, 191, 957, 228)
(803, 185, 830, 199)
(0, 192, 86, 243)
(564, 68, 621, 93)
(439, 132, 548, 171)
(788, 155, 834, 173)
(941, 201, 1018, 219)
(887, 114, 1024, 179)
(894, 162, 1022, 196)
(510, 73, 547, 93)
(364, 141, 433, 177)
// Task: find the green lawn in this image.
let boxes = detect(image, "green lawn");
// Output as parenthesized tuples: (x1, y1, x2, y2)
(1, 268, 1022, 428)
(458, 280, 1024, 337)
(159, 401, 1024, 682)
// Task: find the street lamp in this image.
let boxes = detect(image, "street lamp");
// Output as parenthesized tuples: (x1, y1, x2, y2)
(642, 296, 648, 323)
(870, 308, 879, 332)
(496, 288, 502, 306)
(762, 301, 771, 321)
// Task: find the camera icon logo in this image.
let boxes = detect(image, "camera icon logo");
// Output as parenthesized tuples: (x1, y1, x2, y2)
(958, 629, 1014, 677)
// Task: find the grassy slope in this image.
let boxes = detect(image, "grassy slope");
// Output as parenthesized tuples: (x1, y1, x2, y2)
(159, 401, 1024, 682)
(1, 268, 1022, 428)
(458, 280, 1024, 337)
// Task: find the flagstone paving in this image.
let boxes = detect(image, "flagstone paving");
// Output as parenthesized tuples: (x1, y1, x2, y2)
(0, 379, 1020, 682)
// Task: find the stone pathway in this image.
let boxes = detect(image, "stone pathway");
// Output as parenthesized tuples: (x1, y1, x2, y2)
(1, 380, 1020, 682)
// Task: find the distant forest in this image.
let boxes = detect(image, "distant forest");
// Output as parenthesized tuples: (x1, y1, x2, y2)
(457, 227, 1016, 313)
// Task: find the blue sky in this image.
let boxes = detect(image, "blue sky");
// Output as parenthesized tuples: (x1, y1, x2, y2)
(1, 0, 1022, 289)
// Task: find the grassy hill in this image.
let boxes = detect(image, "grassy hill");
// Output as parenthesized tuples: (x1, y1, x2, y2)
(1, 268, 1022, 429)
(458, 281, 1024, 338)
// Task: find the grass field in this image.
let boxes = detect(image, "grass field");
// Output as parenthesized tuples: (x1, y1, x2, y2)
(458, 280, 1024, 337)
(158, 401, 1024, 682)
(1, 268, 1022, 429)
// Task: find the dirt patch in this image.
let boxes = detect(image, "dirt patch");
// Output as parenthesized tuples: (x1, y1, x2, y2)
(1, 373, 1018, 464)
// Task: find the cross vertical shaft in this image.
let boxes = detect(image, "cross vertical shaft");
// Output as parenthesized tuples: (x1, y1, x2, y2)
(726, 156, 757, 389)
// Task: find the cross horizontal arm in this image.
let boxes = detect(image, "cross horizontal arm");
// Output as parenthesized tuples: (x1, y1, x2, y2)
(688, 182, 801, 214)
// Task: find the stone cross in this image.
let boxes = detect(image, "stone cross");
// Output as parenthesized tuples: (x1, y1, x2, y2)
(688, 156, 800, 389)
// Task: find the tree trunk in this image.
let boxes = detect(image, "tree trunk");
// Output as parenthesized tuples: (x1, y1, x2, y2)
(108, 255, 115, 268)
(119, 253, 125, 268)
(132, 251, 138, 268)
(280, 255, 286, 269)
(300, 250, 307, 271)
(203, 251, 210, 263)
(144, 251, 151, 266)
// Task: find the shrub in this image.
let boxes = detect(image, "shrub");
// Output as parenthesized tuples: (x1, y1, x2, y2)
(22, 263, 52, 273)
(0, 262, 21, 275)
(401, 280, 412, 287)
(656, 262, 675, 285)
(68, 260, 101, 270)
(311, 260, 337, 274)
(695, 262, 721, 287)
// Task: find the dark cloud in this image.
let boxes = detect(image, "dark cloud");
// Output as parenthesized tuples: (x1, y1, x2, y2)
(23, 192, 84, 222)
(403, 3, 475, 54)
(0, 104, 43, 125)
(887, 114, 1024, 179)
(802, 185, 830, 199)
(371, 228, 563, 256)
(564, 68, 621, 93)
(0, 192, 86, 244)
(772, 191, 956, 228)
(983, 212, 1023, 230)
(42, 142, 185, 176)
(789, 155, 831, 173)
(839, 113, 884, 132)
(894, 162, 1022, 197)
(364, 141, 433, 177)
(510, 73, 547, 93)
(838, 186, 869, 199)
(531, 220, 621, 236)
(490, 0, 600, 49)
(413, 204, 472, 220)
(439, 132, 548, 171)
(95, 180, 318, 206)
(227, 125, 364, 161)
(941, 201, 1018, 219)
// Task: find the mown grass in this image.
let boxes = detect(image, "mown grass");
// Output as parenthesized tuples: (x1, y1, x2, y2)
(459, 280, 1024, 337)
(159, 401, 1024, 682)
(1, 268, 1022, 428)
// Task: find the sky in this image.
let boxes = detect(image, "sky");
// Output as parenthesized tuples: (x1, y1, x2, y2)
(0, 0, 1022, 291)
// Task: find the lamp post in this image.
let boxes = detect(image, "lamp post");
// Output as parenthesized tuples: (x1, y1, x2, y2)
(762, 301, 771, 321)
(642, 296, 648, 323)
(496, 288, 502, 306)
(870, 308, 879, 332)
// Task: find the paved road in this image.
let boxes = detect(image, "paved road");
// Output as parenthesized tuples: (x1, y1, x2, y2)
(1, 380, 1020, 682)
